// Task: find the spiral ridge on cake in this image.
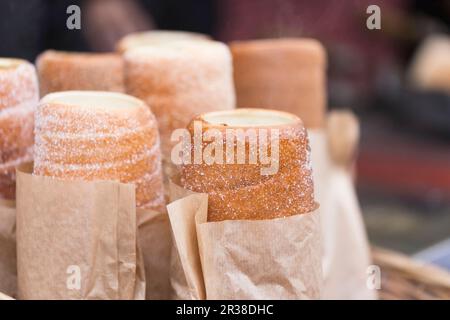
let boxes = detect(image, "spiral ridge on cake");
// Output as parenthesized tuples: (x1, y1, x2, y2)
(180, 108, 317, 221)
(33, 91, 164, 209)
(36, 50, 124, 96)
(124, 40, 236, 167)
(0, 58, 38, 199)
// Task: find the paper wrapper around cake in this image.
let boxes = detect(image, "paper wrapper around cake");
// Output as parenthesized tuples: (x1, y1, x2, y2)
(0, 189, 173, 301)
(320, 111, 376, 299)
(16, 163, 145, 300)
(0, 199, 16, 298)
(36, 51, 125, 96)
(230, 38, 326, 129)
(309, 110, 376, 299)
(169, 109, 322, 299)
(137, 207, 172, 299)
(167, 182, 322, 299)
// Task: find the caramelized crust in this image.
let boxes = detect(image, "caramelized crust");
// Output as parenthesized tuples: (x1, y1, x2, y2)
(180, 108, 317, 221)
(230, 38, 327, 128)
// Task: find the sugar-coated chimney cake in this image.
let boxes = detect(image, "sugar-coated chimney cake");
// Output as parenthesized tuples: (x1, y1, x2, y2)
(33, 91, 164, 210)
(0, 58, 38, 199)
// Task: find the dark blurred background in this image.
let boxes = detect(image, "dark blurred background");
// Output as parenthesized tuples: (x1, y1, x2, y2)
(0, 0, 449, 268)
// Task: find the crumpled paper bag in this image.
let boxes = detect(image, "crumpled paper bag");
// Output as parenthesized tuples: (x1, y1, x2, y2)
(167, 182, 322, 300)
(0, 199, 16, 298)
(137, 207, 172, 299)
(309, 128, 376, 300)
(16, 163, 145, 300)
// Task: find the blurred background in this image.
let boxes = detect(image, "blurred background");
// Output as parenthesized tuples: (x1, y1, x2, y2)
(0, 0, 449, 269)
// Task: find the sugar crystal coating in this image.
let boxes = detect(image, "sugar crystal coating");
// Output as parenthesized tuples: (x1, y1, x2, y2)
(180, 109, 317, 222)
(0, 58, 38, 199)
(124, 40, 236, 170)
(33, 91, 164, 209)
(36, 50, 124, 96)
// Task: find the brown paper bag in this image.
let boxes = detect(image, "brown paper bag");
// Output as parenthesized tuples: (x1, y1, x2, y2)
(16, 164, 145, 300)
(309, 129, 377, 300)
(0, 291, 14, 300)
(0, 199, 16, 298)
(169, 188, 206, 300)
(137, 208, 172, 299)
(167, 183, 322, 300)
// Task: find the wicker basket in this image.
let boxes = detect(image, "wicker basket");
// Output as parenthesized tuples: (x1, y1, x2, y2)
(373, 247, 450, 299)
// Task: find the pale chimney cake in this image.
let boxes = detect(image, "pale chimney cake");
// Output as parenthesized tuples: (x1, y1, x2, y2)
(33, 91, 164, 210)
(0, 58, 38, 199)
